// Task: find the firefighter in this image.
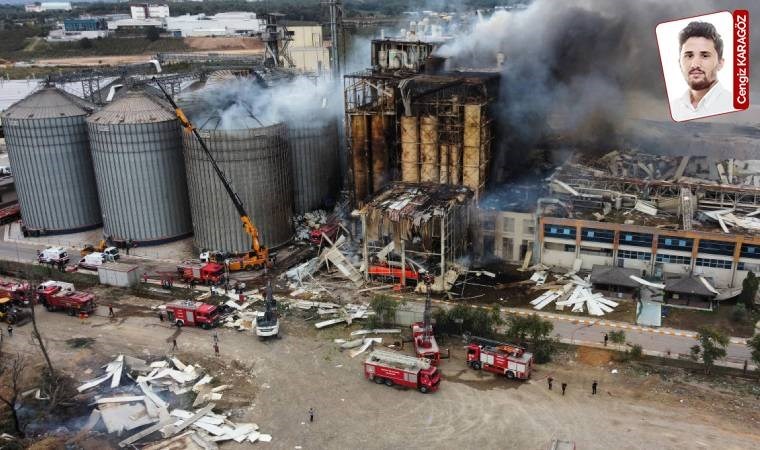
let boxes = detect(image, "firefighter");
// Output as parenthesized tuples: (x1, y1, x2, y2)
(108, 304, 115, 318)
(592, 380, 598, 395)
(547, 376, 553, 390)
(158, 310, 164, 322)
(308, 407, 314, 423)
(6, 324, 12, 337)
(604, 333, 609, 347)
(561, 382, 567, 396)
(213, 342, 220, 357)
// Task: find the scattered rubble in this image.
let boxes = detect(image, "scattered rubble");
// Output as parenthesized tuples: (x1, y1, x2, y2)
(75, 355, 270, 447)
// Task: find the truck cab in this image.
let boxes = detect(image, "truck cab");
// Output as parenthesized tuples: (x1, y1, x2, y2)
(102, 247, 120, 261)
(38, 247, 69, 264)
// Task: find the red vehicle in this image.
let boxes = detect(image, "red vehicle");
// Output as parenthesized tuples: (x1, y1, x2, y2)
(466, 336, 534, 380)
(364, 350, 441, 394)
(36, 280, 96, 315)
(177, 261, 225, 285)
(412, 321, 440, 364)
(164, 300, 220, 329)
(309, 221, 342, 245)
(0, 279, 30, 305)
(0, 204, 20, 225)
(368, 263, 420, 282)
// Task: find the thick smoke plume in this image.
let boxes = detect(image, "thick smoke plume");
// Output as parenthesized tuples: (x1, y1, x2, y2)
(436, 0, 759, 182)
(182, 76, 343, 130)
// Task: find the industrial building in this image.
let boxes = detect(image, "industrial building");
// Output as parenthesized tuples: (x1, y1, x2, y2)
(25, 2, 72, 12)
(130, 3, 170, 20)
(345, 39, 498, 205)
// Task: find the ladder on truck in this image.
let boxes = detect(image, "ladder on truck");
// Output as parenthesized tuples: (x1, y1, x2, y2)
(368, 350, 431, 370)
(679, 187, 694, 231)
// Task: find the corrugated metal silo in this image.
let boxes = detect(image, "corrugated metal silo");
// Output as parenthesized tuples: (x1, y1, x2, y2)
(1, 86, 101, 234)
(182, 118, 293, 253)
(288, 119, 340, 214)
(86, 90, 192, 244)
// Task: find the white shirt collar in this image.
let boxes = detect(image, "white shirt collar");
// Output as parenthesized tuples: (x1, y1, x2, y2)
(678, 81, 725, 112)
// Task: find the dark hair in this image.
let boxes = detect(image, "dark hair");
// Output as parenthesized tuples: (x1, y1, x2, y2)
(679, 21, 723, 59)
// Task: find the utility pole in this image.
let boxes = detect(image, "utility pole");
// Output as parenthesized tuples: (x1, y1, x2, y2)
(323, 0, 343, 78)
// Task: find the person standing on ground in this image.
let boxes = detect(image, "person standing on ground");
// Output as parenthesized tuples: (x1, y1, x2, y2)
(108, 304, 115, 318)
(604, 333, 609, 347)
(561, 382, 567, 396)
(213, 331, 218, 343)
(158, 310, 164, 322)
(308, 407, 314, 423)
(172, 338, 177, 351)
(214, 342, 220, 357)
(592, 380, 598, 395)
(547, 376, 553, 390)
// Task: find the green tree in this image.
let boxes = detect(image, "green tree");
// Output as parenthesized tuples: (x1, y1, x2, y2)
(731, 303, 747, 323)
(694, 326, 730, 375)
(608, 330, 626, 344)
(740, 271, 759, 311)
(748, 334, 760, 372)
(369, 295, 398, 328)
(505, 314, 557, 363)
(146, 26, 160, 42)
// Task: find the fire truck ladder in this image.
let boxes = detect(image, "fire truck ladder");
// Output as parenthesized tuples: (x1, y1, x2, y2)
(469, 336, 526, 352)
(369, 350, 431, 370)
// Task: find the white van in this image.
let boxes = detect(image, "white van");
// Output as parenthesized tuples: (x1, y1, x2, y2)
(78, 252, 105, 270)
(102, 247, 120, 261)
(38, 247, 69, 264)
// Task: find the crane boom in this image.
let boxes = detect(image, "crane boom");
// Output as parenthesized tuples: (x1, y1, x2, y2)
(154, 78, 263, 253)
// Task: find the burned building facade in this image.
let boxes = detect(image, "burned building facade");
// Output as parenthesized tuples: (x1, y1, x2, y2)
(345, 39, 499, 205)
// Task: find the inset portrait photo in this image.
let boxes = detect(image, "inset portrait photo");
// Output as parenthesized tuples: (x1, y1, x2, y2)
(656, 12, 737, 122)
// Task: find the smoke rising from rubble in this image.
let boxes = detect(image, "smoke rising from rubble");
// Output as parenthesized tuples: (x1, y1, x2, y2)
(435, 0, 759, 182)
(182, 76, 342, 130)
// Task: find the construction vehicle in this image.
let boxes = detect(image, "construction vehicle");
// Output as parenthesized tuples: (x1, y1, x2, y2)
(80, 239, 107, 257)
(0, 297, 30, 325)
(37, 246, 69, 265)
(36, 280, 96, 316)
(155, 79, 271, 272)
(465, 336, 534, 380)
(255, 281, 279, 339)
(412, 274, 440, 364)
(164, 300, 221, 328)
(0, 279, 30, 305)
(364, 350, 441, 394)
(176, 260, 226, 285)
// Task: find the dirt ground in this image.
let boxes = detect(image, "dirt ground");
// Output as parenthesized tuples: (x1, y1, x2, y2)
(1, 286, 759, 450)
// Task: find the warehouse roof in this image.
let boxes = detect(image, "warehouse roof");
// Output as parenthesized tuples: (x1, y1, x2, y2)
(664, 275, 717, 298)
(589, 265, 641, 289)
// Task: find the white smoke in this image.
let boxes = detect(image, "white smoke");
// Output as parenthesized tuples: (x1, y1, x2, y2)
(182, 76, 343, 130)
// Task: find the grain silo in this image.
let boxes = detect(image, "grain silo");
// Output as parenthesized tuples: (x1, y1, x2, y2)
(86, 90, 192, 244)
(1, 86, 101, 235)
(182, 115, 293, 253)
(288, 119, 340, 214)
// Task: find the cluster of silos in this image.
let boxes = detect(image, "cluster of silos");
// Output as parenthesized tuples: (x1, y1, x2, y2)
(86, 90, 193, 244)
(182, 111, 294, 253)
(1, 87, 102, 235)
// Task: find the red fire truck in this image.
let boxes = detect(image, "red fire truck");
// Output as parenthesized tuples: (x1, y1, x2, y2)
(36, 280, 96, 315)
(176, 261, 225, 285)
(466, 336, 534, 380)
(0, 279, 30, 305)
(164, 300, 221, 329)
(364, 350, 441, 394)
(412, 321, 440, 364)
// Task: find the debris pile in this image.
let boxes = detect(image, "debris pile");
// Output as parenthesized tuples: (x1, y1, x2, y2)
(76, 355, 270, 447)
(293, 209, 329, 241)
(527, 266, 619, 316)
(333, 329, 403, 358)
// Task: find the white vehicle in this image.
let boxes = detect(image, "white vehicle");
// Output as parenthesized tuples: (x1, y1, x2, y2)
(255, 282, 279, 339)
(102, 246, 120, 261)
(78, 252, 105, 270)
(37, 280, 75, 295)
(38, 247, 69, 264)
(0, 166, 11, 177)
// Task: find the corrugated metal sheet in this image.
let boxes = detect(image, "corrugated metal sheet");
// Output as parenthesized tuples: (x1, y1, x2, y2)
(183, 122, 293, 253)
(87, 91, 192, 244)
(288, 120, 340, 214)
(1, 87, 101, 233)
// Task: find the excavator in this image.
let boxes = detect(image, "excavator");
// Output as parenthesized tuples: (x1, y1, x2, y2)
(154, 79, 271, 272)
